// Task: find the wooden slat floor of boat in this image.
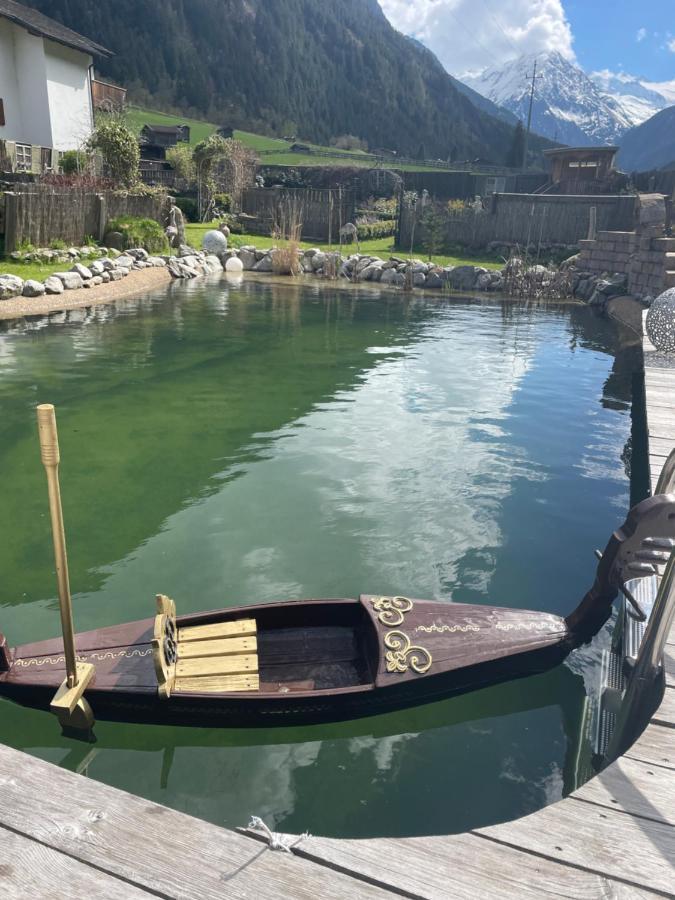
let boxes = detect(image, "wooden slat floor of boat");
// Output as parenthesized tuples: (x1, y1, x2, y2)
(176, 635, 257, 659)
(173, 673, 260, 693)
(177, 618, 256, 642)
(175, 653, 258, 679)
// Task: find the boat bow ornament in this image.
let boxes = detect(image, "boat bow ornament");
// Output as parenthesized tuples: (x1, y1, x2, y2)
(384, 630, 433, 674)
(370, 595, 413, 626)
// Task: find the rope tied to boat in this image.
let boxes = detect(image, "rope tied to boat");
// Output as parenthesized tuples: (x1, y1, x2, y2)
(247, 816, 310, 852)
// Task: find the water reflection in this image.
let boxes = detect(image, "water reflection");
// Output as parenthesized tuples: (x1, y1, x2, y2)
(0, 281, 642, 837)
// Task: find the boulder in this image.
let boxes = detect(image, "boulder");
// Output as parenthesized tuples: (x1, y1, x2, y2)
(204, 254, 224, 274)
(127, 248, 149, 261)
(0, 274, 25, 299)
(145, 256, 166, 267)
(201, 229, 228, 255)
(72, 263, 93, 280)
(54, 272, 83, 290)
(91, 275, 103, 286)
(253, 254, 274, 272)
(89, 260, 106, 276)
(103, 231, 125, 250)
(380, 268, 398, 285)
(238, 249, 257, 270)
(448, 265, 479, 291)
(109, 269, 125, 281)
(476, 273, 492, 290)
(311, 251, 327, 271)
(22, 279, 46, 297)
(426, 272, 443, 289)
(100, 271, 111, 283)
(413, 272, 426, 288)
(44, 276, 65, 294)
(115, 255, 134, 269)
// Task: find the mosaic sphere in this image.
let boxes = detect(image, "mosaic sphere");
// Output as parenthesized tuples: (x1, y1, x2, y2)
(201, 229, 228, 255)
(646, 288, 675, 353)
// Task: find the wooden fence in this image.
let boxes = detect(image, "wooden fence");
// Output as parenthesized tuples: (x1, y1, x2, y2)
(1, 187, 170, 252)
(241, 187, 355, 242)
(399, 192, 638, 250)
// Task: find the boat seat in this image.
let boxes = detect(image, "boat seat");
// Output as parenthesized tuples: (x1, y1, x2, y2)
(152, 595, 259, 697)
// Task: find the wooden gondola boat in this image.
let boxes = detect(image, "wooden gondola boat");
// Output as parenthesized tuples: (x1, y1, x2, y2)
(1, 405, 673, 733)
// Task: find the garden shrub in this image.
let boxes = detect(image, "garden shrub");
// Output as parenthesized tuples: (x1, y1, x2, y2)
(59, 150, 88, 175)
(356, 219, 396, 240)
(174, 196, 199, 222)
(106, 216, 169, 254)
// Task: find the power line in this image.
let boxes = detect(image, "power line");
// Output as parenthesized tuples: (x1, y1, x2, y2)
(475, 0, 521, 57)
(522, 60, 543, 170)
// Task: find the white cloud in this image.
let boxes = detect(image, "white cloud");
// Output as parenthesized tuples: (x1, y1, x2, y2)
(636, 27, 647, 42)
(379, 0, 575, 77)
(668, 37, 675, 53)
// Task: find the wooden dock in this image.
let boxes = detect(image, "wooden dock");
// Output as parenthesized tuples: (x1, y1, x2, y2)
(1, 314, 673, 898)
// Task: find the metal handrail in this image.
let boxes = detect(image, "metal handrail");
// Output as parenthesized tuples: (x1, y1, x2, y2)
(655, 448, 675, 495)
(605, 550, 675, 761)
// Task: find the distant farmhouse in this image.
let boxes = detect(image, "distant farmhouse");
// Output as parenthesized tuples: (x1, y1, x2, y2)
(0, 0, 111, 174)
(139, 123, 190, 161)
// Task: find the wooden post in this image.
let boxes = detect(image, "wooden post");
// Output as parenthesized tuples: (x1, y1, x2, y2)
(588, 206, 597, 241)
(37, 404, 95, 730)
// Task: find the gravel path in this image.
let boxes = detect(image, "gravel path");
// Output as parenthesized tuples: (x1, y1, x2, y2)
(0, 268, 171, 321)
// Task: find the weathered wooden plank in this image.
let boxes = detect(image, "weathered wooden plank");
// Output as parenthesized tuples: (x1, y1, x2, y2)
(177, 636, 257, 659)
(665, 643, 674, 688)
(178, 619, 256, 642)
(173, 673, 259, 693)
(0, 745, 391, 900)
(175, 653, 258, 678)
(0, 824, 154, 899)
(626, 722, 675, 769)
(266, 830, 662, 899)
(571, 756, 675, 824)
(475, 797, 675, 895)
(647, 436, 675, 457)
(652, 685, 675, 727)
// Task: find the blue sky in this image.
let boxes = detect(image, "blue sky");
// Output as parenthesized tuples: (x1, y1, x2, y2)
(380, 0, 675, 85)
(566, 1, 674, 81)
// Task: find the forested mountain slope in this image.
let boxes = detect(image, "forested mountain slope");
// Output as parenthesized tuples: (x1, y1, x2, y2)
(32, 0, 542, 163)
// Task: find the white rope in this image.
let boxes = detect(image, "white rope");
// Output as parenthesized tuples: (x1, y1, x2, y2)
(247, 816, 310, 852)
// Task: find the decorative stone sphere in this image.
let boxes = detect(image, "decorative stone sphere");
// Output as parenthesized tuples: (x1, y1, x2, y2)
(225, 256, 244, 273)
(646, 288, 675, 353)
(201, 229, 228, 254)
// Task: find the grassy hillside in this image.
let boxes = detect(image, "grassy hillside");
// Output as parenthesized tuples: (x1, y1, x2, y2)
(36, 0, 525, 163)
(127, 105, 454, 171)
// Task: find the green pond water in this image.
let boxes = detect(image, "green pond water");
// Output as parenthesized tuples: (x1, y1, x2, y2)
(0, 277, 646, 838)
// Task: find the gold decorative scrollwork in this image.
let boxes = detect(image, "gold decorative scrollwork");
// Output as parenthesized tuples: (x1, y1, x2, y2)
(384, 630, 432, 675)
(370, 595, 413, 627)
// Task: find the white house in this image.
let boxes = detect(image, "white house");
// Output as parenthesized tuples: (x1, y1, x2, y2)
(0, 0, 111, 173)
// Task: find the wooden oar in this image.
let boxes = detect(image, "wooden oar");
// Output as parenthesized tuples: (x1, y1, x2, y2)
(37, 404, 95, 731)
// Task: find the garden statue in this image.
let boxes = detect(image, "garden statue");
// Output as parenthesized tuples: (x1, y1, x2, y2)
(339, 222, 358, 244)
(165, 198, 186, 249)
(219, 222, 231, 239)
(646, 288, 675, 354)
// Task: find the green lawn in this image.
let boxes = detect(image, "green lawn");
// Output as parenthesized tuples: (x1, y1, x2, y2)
(0, 260, 74, 281)
(125, 106, 451, 172)
(184, 222, 502, 270)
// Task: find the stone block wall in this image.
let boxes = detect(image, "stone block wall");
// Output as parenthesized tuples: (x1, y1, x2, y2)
(578, 228, 674, 299)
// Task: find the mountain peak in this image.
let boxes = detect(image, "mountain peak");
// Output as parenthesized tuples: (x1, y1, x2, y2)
(464, 53, 669, 146)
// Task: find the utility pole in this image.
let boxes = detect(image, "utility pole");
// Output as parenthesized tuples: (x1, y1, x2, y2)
(522, 60, 539, 171)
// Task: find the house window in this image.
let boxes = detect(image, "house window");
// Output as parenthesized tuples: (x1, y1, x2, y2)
(0, 99, 5, 127)
(15, 143, 32, 171)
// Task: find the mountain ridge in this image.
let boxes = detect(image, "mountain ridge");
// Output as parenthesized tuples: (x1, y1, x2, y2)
(26, 0, 542, 165)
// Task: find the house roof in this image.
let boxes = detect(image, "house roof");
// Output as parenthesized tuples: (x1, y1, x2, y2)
(543, 147, 618, 157)
(0, 0, 111, 58)
(141, 125, 187, 135)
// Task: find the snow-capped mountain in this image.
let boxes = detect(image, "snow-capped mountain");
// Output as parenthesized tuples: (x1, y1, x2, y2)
(590, 70, 668, 128)
(464, 51, 670, 147)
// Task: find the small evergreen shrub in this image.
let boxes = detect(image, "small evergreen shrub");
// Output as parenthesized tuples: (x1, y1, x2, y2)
(356, 219, 396, 240)
(106, 216, 169, 254)
(59, 150, 88, 175)
(175, 196, 199, 222)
